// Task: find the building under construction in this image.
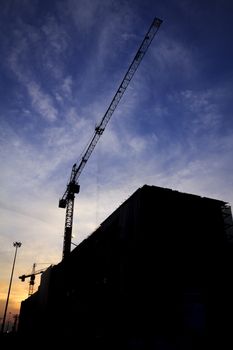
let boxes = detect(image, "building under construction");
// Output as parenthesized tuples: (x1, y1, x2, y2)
(18, 185, 233, 348)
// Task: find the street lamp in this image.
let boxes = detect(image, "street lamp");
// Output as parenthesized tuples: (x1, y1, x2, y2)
(1, 242, 22, 334)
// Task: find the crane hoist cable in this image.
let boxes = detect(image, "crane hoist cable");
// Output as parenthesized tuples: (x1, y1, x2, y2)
(59, 17, 163, 260)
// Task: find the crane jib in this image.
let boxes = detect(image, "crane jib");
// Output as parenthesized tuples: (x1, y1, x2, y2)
(59, 17, 163, 259)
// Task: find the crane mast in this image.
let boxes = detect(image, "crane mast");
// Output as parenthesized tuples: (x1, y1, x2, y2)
(59, 17, 163, 260)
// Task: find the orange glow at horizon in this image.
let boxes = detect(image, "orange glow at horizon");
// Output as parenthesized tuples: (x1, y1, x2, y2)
(0, 277, 41, 326)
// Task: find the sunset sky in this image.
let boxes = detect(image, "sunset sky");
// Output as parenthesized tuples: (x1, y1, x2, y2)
(1, 0, 233, 326)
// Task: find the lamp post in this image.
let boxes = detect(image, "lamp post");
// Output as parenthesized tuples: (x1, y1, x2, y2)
(1, 242, 22, 334)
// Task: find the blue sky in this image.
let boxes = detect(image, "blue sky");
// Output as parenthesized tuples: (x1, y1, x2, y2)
(1, 0, 233, 319)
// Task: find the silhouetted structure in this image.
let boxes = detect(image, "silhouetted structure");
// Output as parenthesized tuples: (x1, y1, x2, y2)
(18, 185, 233, 349)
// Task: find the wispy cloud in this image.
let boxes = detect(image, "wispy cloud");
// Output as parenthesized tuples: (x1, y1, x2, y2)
(178, 89, 221, 133)
(7, 30, 59, 122)
(5, 11, 75, 122)
(27, 81, 57, 121)
(41, 15, 69, 55)
(150, 38, 197, 84)
(61, 76, 73, 98)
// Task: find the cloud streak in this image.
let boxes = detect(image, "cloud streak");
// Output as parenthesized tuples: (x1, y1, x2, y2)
(27, 81, 58, 121)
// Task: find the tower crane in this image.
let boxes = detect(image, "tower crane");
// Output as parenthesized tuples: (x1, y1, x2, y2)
(59, 17, 163, 260)
(19, 263, 52, 296)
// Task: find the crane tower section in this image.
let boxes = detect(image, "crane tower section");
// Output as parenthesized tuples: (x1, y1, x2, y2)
(59, 17, 163, 260)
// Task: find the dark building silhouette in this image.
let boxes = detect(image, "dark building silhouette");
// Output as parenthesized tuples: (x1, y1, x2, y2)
(18, 185, 233, 348)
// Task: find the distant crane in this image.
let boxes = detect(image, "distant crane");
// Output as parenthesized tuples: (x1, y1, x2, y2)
(59, 17, 163, 260)
(19, 263, 52, 296)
